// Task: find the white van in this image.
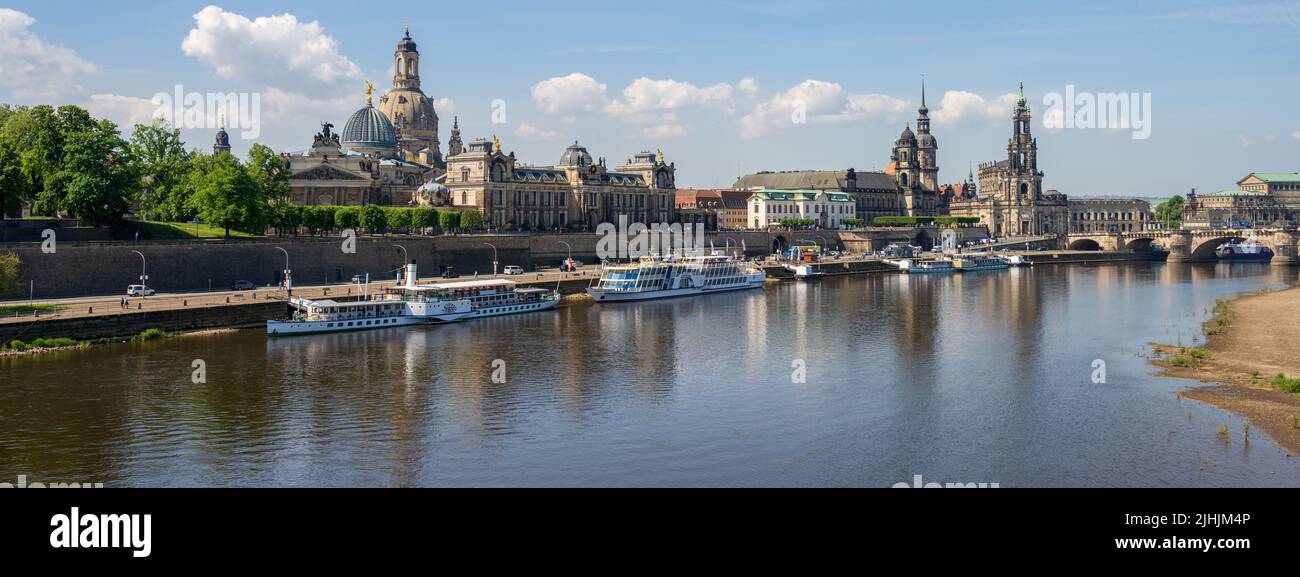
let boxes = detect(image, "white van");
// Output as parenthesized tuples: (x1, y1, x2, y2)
(127, 285, 155, 297)
(503, 265, 524, 275)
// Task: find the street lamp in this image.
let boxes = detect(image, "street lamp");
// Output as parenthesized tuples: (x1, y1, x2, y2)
(274, 246, 291, 295)
(130, 250, 148, 291)
(557, 240, 572, 263)
(482, 242, 498, 276)
(393, 244, 409, 284)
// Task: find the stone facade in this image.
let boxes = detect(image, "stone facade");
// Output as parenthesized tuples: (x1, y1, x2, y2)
(1182, 187, 1287, 228)
(376, 26, 442, 168)
(1068, 198, 1154, 233)
(734, 169, 906, 222)
(444, 140, 676, 231)
(746, 188, 856, 229)
(949, 82, 1069, 236)
(283, 122, 429, 206)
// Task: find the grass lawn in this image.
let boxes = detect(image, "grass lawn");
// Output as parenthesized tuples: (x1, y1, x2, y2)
(0, 304, 66, 315)
(137, 221, 259, 239)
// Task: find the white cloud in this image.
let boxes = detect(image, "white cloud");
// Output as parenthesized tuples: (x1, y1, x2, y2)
(531, 73, 608, 116)
(1292, 130, 1300, 141)
(433, 97, 455, 117)
(738, 79, 905, 138)
(260, 87, 357, 135)
(1042, 107, 1065, 132)
(604, 78, 732, 116)
(931, 90, 1018, 125)
(87, 94, 161, 128)
(737, 77, 760, 98)
(643, 124, 685, 139)
(0, 8, 97, 100)
(181, 6, 361, 90)
(516, 122, 560, 140)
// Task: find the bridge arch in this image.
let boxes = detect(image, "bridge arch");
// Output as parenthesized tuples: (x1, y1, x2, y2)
(1125, 237, 1158, 252)
(1189, 236, 1246, 261)
(1068, 238, 1103, 251)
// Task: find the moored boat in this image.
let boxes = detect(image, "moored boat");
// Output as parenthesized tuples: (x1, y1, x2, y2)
(587, 252, 766, 302)
(1215, 239, 1273, 261)
(953, 256, 1010, 272)
(887, 258, 956, 274)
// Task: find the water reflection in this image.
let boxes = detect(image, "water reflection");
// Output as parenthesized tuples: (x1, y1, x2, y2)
(2, 262, 1298, 487)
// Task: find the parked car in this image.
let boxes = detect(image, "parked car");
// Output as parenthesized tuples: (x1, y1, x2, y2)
(127, 285, 155, 297)
(441, 267, 458, 279)
(560, 258, 583, 272)
(350, 274, 365, 284)
(230, 280, 255, 291)
(503, 265, 524, 275)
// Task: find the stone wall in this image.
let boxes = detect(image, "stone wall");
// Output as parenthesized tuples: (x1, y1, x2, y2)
(0, 302, 288, 342)
(1, 227, 990, 299)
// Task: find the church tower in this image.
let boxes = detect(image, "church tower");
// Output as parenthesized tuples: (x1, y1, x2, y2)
(377, 26, 442, 169)
(1006, 81, 1041, 202)
(915, 76, 939, 192)
(213, 121, 231, 156)
(447, 116, 463, 157)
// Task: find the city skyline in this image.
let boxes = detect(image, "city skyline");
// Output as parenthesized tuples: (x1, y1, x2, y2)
(1, 0, 1298, 196)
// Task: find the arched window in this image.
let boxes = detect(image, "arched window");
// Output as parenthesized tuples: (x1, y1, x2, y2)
(901, 173, 908, 187)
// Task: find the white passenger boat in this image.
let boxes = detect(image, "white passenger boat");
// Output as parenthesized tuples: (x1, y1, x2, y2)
(586, 253, 766, 302)
(952, 256, 1010, 272)
(267, 264, 559, 336)
(887, 258, 956, 274)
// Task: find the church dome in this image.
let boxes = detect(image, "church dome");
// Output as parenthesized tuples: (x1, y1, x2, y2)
(341, 104, 398, 153)
(559, 142, 592, 166)
(898, 124, 916, 144)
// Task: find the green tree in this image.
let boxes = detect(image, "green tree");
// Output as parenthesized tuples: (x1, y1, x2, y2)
(270, 201, 301, 236)
(0, 252, 19, 295)
(360, 204, 387, 232)
(461, 208, 485, 230)
(411, 207, 434, 234)
(0, 139, 30, 223)
(439, 210, 460, 232)
(184, 152, 260, 238)
(1, 105, 61, 215)
(129, 119, 192, 221)
(335, 206, 361, 230)
(1154, 195, 1184, 229)
(245, 143, 289, 202)
(45, 117, 139, 225)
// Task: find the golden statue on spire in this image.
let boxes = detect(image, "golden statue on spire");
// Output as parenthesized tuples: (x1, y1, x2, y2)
(493, 134, 501, 153)
(365, 80, 374, 106)
(657, 148, 665, 163)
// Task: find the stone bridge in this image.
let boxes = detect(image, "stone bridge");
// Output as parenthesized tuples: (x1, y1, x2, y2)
(1065, 228, 1299, 264)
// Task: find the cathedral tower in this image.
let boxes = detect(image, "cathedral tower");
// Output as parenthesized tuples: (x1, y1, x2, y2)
(915, 76, 939, 192)
(1005, 81, 1041, 202)
(377, 26, 443, 169)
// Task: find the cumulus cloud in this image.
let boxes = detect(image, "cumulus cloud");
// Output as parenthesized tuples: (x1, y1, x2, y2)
(738, 79, 906, 138)
(604, 78, 732, 116)
(931, 90, 1018, 125)
(516, 122, 561, 140)
(181, 6, 361, 90)
(87, 94, 162, 128)
(643, 124, 685, 139)
(531, 73, 609, 117)
(737, 77, 760, 98)
(0, 8, 97, 100)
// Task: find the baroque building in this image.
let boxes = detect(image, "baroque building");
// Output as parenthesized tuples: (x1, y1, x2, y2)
(282, 114, 430, 206)
(886, 78, 942, 215)
(376, 26, 442, 168)
(444, 139, 676, 231)
(949, 82, 1069, 236)
(1181, 173, 1300, 229)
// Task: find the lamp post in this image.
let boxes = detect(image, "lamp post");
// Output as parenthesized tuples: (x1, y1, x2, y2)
(130, 250, 148, 292)
(393, 244, 409, 284)
(557, 240, 572, 263)
(275, 246, 291, 295)
(482, 242, 498, 276)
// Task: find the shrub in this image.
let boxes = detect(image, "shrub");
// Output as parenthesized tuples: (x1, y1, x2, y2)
(30, 337, 78, 349)
(1271, 373, 1300, 394)
(1180, 347, 1211, 360)
(135, 328, 169, 341)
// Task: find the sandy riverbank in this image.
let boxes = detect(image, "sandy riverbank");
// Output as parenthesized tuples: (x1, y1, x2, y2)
(1151, 286, 1300, 456)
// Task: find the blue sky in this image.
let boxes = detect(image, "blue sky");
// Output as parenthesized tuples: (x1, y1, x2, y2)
(2, 0, 1298, 196)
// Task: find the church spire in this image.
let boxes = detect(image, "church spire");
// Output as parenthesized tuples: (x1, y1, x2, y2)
(919, 73, 928, 115)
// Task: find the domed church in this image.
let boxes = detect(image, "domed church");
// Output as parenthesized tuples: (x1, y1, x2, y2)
(376, 26, 442, 168)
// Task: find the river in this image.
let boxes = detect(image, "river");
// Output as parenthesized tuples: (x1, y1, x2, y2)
(3, 262, 1298, 487)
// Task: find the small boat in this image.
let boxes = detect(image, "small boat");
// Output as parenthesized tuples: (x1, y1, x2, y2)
(587, 252, 766, 302)
(783, 263, 825, 280)
(953, 256, 1010, 272)
(995, 254, 1032, 267)
(888, 258, 956, 274)
(1215, 239, 1273, 261)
